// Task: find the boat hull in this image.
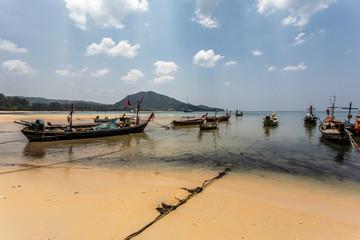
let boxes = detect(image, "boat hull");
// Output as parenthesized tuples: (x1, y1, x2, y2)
(319, 125, 350, 144)
(21, 120, 150, 142)
(206, 115, 230, 122)
(171, 119, 204, 126)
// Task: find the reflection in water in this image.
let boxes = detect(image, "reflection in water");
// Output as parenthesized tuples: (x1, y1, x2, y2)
(319, 138, 352, 163)
(263, 125, 278, 137)
(23, 132, 151, 160)
(304, 124, 317, 143)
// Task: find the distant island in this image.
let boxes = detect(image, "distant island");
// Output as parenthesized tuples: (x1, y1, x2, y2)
(0, 91, 224, 112)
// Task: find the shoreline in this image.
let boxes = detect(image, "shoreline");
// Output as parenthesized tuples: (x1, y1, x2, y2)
(0, 165, 359, 239)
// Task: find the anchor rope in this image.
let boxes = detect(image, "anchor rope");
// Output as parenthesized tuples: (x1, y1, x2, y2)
(123, 167, 231, 240)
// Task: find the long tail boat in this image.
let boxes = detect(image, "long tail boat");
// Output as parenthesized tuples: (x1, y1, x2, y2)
(15, 102, 154, 142)
(303, 105, 318, 124)
(171, 115, 206, 126)
(318, 97, 350, 144)
(263, 111, 279, 126)
(206, 110, 231, 122)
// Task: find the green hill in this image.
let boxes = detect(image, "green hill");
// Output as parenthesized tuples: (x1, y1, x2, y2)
(114, 91, 223, 111)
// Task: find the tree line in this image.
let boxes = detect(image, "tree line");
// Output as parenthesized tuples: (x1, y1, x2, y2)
(0, 93, 125, 111)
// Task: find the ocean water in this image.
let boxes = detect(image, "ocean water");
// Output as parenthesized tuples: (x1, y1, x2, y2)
(1, 111, 360, 183)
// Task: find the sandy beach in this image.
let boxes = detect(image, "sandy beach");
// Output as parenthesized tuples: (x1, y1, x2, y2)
(1, 112, 360, 239)
(0, 165, 360, 240)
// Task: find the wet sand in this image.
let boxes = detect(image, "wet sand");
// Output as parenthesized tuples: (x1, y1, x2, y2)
(1, 112, 360, 239)
(0, 166, 359, 240)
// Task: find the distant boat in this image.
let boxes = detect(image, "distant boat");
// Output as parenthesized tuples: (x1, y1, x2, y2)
(318, 96, 350, 144)
(303, 105, 317, 124)
(15, 102, 154, 142)
(263, 111, 279, 126)
(235, 110, 243, 117)
(184, 96, 193, 113)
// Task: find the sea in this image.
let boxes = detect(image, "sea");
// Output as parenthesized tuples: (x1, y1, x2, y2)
(1, 111, 360, 184)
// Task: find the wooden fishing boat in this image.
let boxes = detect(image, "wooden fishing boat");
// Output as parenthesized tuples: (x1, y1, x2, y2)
(318, 97, 350, 144)
(303, 105, 317, 124)
(206, 110, 231, 122)
(319, 116, 350, 144)
(15, 102, 154, 142)
(235, 110, 243, 117)
(16, 113, 153, 142)
(263, 112, 279, 126)
(171, 115, 206, 126)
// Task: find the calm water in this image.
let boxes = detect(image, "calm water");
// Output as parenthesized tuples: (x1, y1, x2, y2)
(1, 111, 360, 183)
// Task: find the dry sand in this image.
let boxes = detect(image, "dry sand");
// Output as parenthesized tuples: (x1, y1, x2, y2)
(0, 165, 359, 240)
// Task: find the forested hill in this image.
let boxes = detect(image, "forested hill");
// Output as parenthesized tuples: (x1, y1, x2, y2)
(114, 91, 223, 111)
(0, 92, 223, 111)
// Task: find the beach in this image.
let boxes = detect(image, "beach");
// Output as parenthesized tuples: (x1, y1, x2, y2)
(1, 112, 360, 239)
(1, 166, 360, 240)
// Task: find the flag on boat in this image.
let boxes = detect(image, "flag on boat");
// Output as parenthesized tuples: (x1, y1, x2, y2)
(124, 96, 131, 109)
(140, 94, 145, 103)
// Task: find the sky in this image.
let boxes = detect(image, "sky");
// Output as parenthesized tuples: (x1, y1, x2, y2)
(0, 0, 359, 111)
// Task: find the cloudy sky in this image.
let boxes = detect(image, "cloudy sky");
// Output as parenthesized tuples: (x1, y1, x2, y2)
(0, 0, 359, 110)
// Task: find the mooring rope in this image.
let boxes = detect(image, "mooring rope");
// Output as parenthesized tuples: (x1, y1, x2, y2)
(150, 120, 170, 129)
(123, 167, 231, 240)
(348, 133, 360, 150)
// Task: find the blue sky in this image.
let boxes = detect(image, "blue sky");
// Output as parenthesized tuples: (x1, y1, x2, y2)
(0, 0, 359, 111)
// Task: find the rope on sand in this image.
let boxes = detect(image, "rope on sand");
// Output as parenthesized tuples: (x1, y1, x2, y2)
(123, 167, 231, 240)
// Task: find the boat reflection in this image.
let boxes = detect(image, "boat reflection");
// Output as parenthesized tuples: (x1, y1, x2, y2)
(23, 132, 151, 159)
(263, 125, 278, 137)
(304, 124, 317, 143)
(319, 137, 352, 163)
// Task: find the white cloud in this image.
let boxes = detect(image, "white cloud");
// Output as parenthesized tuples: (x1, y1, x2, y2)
(92, 68, 109, 77)
(282, 62, 307, 71)
(153, 75, 174, 84)
(193, 49, 224, 67)
(293, 32, 306, 46)
(224, 61, 237, 66)
(86, 38, 140, 58)
(256, 0, 336, 27)
(250, 49, 263, 56)
(266, 66, 277, 71)
(0, 39, 28, 53)
(64, 0, 148, 30)
(225, 81, 231, 86)
(121, 69, 144, 84)
(192, 0, 220, 28)
(154, 61, 179, 75)
(55, 66, 87, 77)
(1, 59, 36, 75)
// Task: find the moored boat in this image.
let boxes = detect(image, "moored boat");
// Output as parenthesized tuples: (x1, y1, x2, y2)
(303, 105, 317, 124)
(318, 97, 350, 144)
(171, 115, 206, 126)
(15, 102, 154, 142)
(206, 110, 231, 122)
(235, 110, 243, 117)
(263, 111, 279, 126)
